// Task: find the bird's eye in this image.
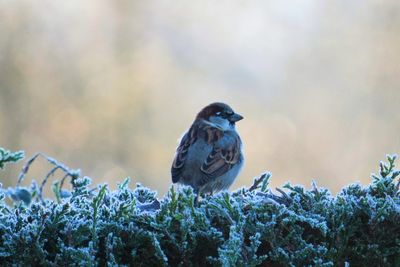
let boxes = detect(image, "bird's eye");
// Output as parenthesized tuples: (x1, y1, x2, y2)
(226, 111, 233, 116)
(215, 112, 222, 116)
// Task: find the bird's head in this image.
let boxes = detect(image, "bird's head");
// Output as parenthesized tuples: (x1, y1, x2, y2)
(196, 102, 243, 130)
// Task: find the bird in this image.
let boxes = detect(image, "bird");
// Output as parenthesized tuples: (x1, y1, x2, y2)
(171, 102, 244, 201)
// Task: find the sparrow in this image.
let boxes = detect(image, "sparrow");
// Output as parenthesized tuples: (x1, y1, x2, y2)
(171, 102, 244, 199)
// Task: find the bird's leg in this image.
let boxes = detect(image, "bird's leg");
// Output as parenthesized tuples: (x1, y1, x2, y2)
(194, 189, 200, 207)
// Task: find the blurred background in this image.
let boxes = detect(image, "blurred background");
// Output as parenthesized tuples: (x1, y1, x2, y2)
(1, 0, 400, 197)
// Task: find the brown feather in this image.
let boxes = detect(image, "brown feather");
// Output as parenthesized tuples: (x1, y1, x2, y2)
(200, 133, 242, 184)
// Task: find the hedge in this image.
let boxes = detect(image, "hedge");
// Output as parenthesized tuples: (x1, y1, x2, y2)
(0, 147, 399, 266)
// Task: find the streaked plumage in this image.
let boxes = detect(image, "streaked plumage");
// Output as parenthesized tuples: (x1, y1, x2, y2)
(171, 102, 244, 196)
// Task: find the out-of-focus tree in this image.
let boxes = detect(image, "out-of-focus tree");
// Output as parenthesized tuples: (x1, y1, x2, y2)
(0, 0, 399, 195)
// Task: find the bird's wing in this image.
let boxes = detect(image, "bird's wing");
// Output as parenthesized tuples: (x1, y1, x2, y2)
(171, 125, 197, 183)
(199, 132, 242, 185)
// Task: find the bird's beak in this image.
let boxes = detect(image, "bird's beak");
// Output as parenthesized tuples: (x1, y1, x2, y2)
(229, 113, 244, 123)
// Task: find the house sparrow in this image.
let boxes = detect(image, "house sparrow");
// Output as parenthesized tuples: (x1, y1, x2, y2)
(171, 102, 244, 199)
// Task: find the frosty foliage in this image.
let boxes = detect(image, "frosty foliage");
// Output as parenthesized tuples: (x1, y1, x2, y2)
(0, 148, 399, 266)
(0, 148, 24, 170)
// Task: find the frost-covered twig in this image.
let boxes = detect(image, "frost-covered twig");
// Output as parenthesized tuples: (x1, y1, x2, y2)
(275, 187, 292, 204)
(16, 152, 81, 200)
(137, 199, 161, 212)
(0, 148, 24, 170)
(39, 166, 61, 202)
(17, 153, 41, 188)
(249, 172, 270, 192)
